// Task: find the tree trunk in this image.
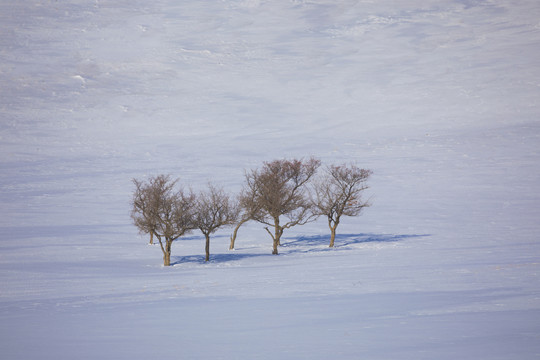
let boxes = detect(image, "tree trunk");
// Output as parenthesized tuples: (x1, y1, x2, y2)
(329, 218, 339, 247)
(205, 233, 211, 262)
(329, 227, 336, 247)
(163, 239, 172, 266)
(272, 237, 279, 255)
(229, 219, 246, 250)
(149, 232, 154, 245)
(273, 217, 281, 255)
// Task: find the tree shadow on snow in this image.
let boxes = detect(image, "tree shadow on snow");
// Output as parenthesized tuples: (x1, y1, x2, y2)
(170, 234, 272, 265)
(171, 252, 271, 265)
(280, 233, 430, 254)
(170, 233, 429, 265)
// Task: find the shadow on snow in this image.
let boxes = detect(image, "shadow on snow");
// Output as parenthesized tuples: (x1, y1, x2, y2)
(283, 233, 429, 249)
(171, 252, 271, 265)
(169, 233, 429, 265)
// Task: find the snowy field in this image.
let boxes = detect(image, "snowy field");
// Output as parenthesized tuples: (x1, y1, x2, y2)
(1, 0, 540, 358)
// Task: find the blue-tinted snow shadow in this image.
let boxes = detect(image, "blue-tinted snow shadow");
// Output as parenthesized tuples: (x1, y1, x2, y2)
(170, 234, 271, 265)
(171, 252, 271, 265)
(280, 233, 430, 254)
(171, 233, 429, 264)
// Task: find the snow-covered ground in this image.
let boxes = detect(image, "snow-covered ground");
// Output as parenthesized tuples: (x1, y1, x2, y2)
(1, 0, 540, 358)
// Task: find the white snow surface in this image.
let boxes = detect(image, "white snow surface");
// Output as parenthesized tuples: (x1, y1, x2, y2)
(1, 0, 540, 359)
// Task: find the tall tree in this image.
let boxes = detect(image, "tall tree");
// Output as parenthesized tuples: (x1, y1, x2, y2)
(244, 158, 320, 255)
(313, 164, 372, 247)
(195, 184, 238, 261)
(131, 175, 196, 266)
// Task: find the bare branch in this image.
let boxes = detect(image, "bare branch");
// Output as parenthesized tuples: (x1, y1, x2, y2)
(194, 183, 238, 261)
(130, 175, 196, 265)
(242, 157, 321, 254)
(312, 164, 372, 247)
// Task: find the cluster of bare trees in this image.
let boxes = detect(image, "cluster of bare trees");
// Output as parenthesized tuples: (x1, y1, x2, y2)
(131, 158, 371, 266)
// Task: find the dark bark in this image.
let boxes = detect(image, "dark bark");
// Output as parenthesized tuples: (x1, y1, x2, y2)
(204, 233, 211, 262)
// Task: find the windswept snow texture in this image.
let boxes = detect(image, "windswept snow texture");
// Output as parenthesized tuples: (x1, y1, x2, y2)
(1, 0, 540, 359)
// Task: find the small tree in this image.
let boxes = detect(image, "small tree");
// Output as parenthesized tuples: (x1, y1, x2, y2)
(131, 176, 159, 245)
(229, 186, 263, 250)
(244, 157, 321, 255)
(195, 184, 238, 262)
(313, 164, 372, 247)
(131, 175, 196, 266)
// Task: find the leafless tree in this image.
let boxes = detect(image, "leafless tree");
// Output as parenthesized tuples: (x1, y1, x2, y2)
(194, 184, 238, 262)
(244, 158, 321, 255)
(228, 186, 264, 250)
(313, 164, 372, 247)
(131, 176, 159, 245)
(131, 175, 196, 266)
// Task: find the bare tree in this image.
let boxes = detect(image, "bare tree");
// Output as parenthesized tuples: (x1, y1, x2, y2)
(229, 186, 264, 250)
(131, 176, 159, 245)
(244, 158, 321, 255)
(194, 184, 238, 262)
(313, 164, 372, 247)
(131, 175, 196, 266)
